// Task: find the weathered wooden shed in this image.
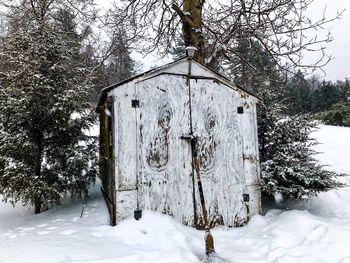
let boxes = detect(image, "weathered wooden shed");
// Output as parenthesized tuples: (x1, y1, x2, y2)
(96, 57, 261, 228)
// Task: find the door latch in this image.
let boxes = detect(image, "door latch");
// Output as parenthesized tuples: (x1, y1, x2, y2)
(180, 134, 194, 140)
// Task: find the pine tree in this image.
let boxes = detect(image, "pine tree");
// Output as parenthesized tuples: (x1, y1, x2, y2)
(312, 81, 343, 113)
(81, 43, 109, 102)
(105, 29, 135, 85)
(260, 115, 342, 200)
(314, 102, 350, 127)
(285, 71, 312, 115)
(0, 2, 97, 213)
(231, 39, 341, 201)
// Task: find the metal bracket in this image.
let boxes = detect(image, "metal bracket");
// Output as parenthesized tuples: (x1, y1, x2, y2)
(180, 134, 194, 140)
(134, 209, 142, 220)
(132, 99, 140, 108)
(237, 106, 244, 114)
(243, 193, 250, 202)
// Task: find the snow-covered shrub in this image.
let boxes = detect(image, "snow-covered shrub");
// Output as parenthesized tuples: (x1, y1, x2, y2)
(259, 108, 342, 200)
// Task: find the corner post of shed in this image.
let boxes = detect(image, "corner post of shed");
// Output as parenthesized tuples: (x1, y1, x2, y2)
(99, 99, 117, 226)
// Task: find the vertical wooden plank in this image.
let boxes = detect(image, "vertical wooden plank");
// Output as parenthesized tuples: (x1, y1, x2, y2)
(190, 79, 247, 227)
(245, 184, 261, 218)
(135, 75, 195, 225)
(111, 82, 138, 222)
(107, 99, 117, 225)
(239, 97, 261, 216)
(99, 104, 109, 194)
(99, 101, 117, 225)
(99, 104, 109, 161)
(112, 83, 137, 191)
(240, 98, 260, 186)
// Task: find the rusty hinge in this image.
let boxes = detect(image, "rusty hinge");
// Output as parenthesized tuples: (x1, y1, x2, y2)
(132, 99, 140, 108)
(237, 106, 244, 114)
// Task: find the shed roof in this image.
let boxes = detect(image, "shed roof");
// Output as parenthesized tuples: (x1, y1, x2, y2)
(96, 57, 260, 112)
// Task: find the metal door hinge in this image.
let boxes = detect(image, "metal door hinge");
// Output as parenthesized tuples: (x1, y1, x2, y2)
(132, 99, 140, 108)
(243, 193, 250, 202)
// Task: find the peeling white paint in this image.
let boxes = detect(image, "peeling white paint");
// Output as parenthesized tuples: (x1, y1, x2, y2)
(108, 60, 260, 227)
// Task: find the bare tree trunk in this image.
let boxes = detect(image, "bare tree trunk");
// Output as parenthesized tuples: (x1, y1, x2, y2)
(172, 0, 205, 64)
(117, 0, 343, 75)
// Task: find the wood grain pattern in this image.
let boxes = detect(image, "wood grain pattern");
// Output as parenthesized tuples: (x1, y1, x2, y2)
(112, 82, 138, 192)
(108, 65, 260, 226)
(136, 75, 195, 225)
(190, 79, 247, 227)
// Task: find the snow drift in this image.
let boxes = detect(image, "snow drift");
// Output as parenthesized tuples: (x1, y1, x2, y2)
(0, 125, 350, 263)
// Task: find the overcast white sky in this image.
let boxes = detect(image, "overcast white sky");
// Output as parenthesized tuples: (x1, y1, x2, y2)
(97, 0, 350, 80)
(303, 0, 350, 80)
(1, 0, 348, 80)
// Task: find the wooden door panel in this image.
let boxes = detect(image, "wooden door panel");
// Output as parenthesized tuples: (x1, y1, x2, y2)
(113, 82, 138, 191)
(190, 79, 246, 227)
(240, 100, 260, 186)
(136, 75, 195, 225)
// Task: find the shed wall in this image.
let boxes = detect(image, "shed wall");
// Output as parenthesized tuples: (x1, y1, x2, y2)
(135, 75, 195, 225)
(107, 71, 260, 226)
(111, 82, 138, 221)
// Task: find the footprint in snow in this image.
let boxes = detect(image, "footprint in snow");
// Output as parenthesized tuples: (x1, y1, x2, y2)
(307, 224, 328, 242)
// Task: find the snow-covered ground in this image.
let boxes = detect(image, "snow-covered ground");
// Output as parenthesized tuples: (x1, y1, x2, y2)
(0, 125, 350, 263)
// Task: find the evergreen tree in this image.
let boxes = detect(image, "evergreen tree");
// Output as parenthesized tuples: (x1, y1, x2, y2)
(312, 81, 343, 112)
(314, 102, 350, 127)
(260, 115, 342, 199)
(285, 71, 312, 115)
(81, 43, 109, 102)
(231, 39, 341, 201)
(0, 2, 97, 213)
(342, 79, 350, 100)
(105, 29, 135, 85)
(305, 79, 350, 115)
(230, 38, 283, 100)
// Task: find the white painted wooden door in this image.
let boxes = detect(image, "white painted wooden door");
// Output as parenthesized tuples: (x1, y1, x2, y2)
(135, 75, 248, 227)
(135, 75, 195, 225)
(189, 79, 247, 227)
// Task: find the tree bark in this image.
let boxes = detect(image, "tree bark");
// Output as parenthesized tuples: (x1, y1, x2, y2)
(34, 131, 44, 214)
(34, 196, 42, 214)
(172, 0, 205, 64)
